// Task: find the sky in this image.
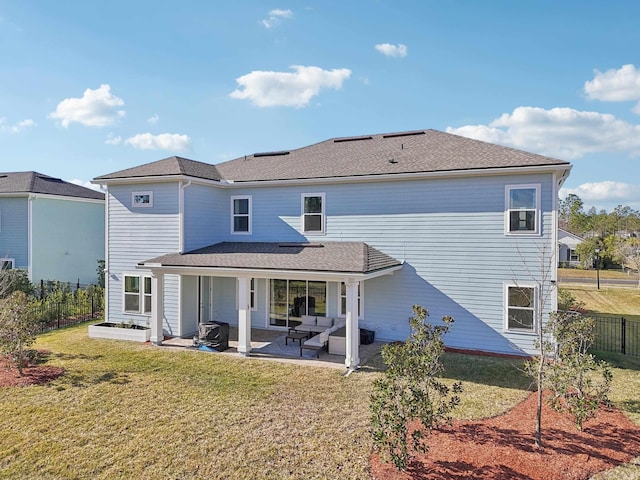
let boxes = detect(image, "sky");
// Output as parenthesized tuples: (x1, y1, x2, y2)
(1, 0, 639, 212)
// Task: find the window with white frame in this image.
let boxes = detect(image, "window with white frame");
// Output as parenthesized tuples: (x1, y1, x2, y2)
(124, 274, 152, 314)
(231, 196, 252, 234)
(301, 193, 325, 234)
(0, 258, 14, 270)
(132, 191, 153, 208)
(505, 284, 536, 332)
(340, 282, 362, 317)
(505, 185, 540, 234)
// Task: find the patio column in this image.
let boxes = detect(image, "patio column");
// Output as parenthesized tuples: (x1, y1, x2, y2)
(344, 279, 360, 370)
(237, 276, 252, 356)
(150, 271, 164, 345)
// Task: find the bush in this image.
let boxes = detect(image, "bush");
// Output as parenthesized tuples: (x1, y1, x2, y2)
(0, 291, 37, 374)
(370, 305, 462, 470)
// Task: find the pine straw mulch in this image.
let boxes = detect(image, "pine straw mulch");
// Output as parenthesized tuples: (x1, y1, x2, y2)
(0, 351, 64, 387)
(370, 391, 640, 480)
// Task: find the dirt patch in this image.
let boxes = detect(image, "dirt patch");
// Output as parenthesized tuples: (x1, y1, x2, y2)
(0, 351, 64, 387)
(370, 391, 640, 480)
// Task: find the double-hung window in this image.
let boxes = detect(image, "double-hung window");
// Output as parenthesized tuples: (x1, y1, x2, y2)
(231, 196, 252, 234)
(124, 274, 152, 314)
(302, 193, 325, 234)
(505, 284, 536, 332)
(505, 185, 540, 234)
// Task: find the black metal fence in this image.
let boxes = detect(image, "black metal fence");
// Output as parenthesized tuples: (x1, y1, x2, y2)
(592, 314, 640, 357)
(32, 292, 104, 334)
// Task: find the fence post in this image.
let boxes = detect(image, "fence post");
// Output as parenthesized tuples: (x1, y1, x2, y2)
(621, 317, 626, 355)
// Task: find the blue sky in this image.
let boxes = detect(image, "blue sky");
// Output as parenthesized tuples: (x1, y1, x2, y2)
(1, 1, 639, 212)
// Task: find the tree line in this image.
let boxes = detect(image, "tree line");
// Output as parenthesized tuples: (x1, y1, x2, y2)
(559, 194, 640, 276)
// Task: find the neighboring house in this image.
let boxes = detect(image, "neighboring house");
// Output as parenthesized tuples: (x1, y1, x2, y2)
(558, 229, 583, 267)
(0, 171, 105, 286)
(93, 129, 571, 367)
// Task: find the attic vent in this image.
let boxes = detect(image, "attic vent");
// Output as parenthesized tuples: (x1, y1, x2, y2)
(382, 131, 426, 139)
(253, 151, 290, 158)
(279, 242, 324, 248)
(333, 136, 373, 143)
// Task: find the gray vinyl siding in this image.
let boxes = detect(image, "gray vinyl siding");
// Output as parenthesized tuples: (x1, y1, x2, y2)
(220, 173, 555, 355)
(0, 197, 29, 270)
(30, 197, 104, 285)
(106, 183, 181, 332)
(183, 183, 226, 252)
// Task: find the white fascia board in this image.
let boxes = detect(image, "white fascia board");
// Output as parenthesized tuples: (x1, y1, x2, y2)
(136, 263, 403, 282)
(92, 175, 223, 188)
(26, 193, 105, 204)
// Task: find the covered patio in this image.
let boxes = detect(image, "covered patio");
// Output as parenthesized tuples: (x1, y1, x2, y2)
(139, 241, 402, 370)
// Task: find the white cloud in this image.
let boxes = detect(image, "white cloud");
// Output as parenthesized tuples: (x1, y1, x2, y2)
(105, 133, 122, 145)
(230, 65, 351, 108)
(446, 106, 640, 160)
(147, 114, 159, 125)
(0, 117, 36, 133)
(69, 179, 104, 192)
(262, 9, 293, 28)
(124, 133, 191, 151)
(374, 43, 408, 58)
(560, 181, 640, 211)
(584, 64, 640, 111)
(49, 84, 125, 127)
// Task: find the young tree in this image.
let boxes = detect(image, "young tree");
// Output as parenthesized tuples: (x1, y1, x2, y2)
(542, 312, 612, 431)
(370, 305, 462, 470)
(0, 291, 37, 374)
(613, 237, 640, 287)
(0, 269, 35, 299)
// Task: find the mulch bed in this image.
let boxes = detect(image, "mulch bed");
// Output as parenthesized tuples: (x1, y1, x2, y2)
(0, 351, 64, 387)
(370, 391, 640, 480)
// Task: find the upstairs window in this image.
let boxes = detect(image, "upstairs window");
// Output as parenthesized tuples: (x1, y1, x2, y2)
(506, 185, 540, 234)
(302, 193, 325, 234)
(231, 196, 252, 234)
(132, 191, 153, 208)
(505, 284, 536, 332)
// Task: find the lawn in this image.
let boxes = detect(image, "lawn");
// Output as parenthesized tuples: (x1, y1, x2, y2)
(561, 284, 640, 321)
(1, 320, 638, 479)
(558, 267, 639, 281)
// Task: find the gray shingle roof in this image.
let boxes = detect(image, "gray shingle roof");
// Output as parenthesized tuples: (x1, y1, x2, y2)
(215, 129, 570, 182)
(141, 241, 402, 274)
(94, 156, 223, 182)
(94, 129, 570, 184)
(0, 171, 104, 200)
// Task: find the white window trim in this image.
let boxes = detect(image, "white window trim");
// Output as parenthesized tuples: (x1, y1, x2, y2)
(123, 273, 152, 315)
(132, 191, 153, 208)
(504, 282, 537, 334)
(230, 195, 252, 235)
(0, 257, 15, 270)
(301, 192, 326, 235)
(504, 184, 541, 236)
(338, 281, 364, 318)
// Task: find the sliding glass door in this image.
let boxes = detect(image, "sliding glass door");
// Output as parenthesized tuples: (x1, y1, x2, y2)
(269, 279, 327, 329)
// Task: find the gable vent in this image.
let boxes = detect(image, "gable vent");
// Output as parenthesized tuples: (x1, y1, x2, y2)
(333, 136, 373, 143)
(382, 131, 426, 139)
(253, 151, 290, 158)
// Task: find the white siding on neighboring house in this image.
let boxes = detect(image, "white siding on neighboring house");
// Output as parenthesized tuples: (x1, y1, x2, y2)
(106, 183, 181, 332)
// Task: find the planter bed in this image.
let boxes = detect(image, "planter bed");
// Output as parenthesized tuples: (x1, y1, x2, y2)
(88, 322, 151, 342)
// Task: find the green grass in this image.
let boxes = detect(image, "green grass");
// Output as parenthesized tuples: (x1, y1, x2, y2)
(1, 321, 638, 479)
(561, 284, 640, 321)
(559, 267, 639, 281)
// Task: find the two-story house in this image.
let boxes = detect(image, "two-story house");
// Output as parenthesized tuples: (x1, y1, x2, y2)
(93, 129, 571, 368)
(0, 171, 105, 286)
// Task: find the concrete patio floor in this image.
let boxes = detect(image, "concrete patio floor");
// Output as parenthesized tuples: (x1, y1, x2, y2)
(161, 326, 385, 371)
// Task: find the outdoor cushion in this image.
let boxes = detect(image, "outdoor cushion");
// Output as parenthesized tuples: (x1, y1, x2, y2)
(316, 316, 333, 328)
(318, 330, 330, 345)
(304, 334, 323, 348)
(300, 315, 316, 326)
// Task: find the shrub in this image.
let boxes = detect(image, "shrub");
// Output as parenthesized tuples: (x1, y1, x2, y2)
(370, 305, 462, 470)
(0, 291, 38, 374)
